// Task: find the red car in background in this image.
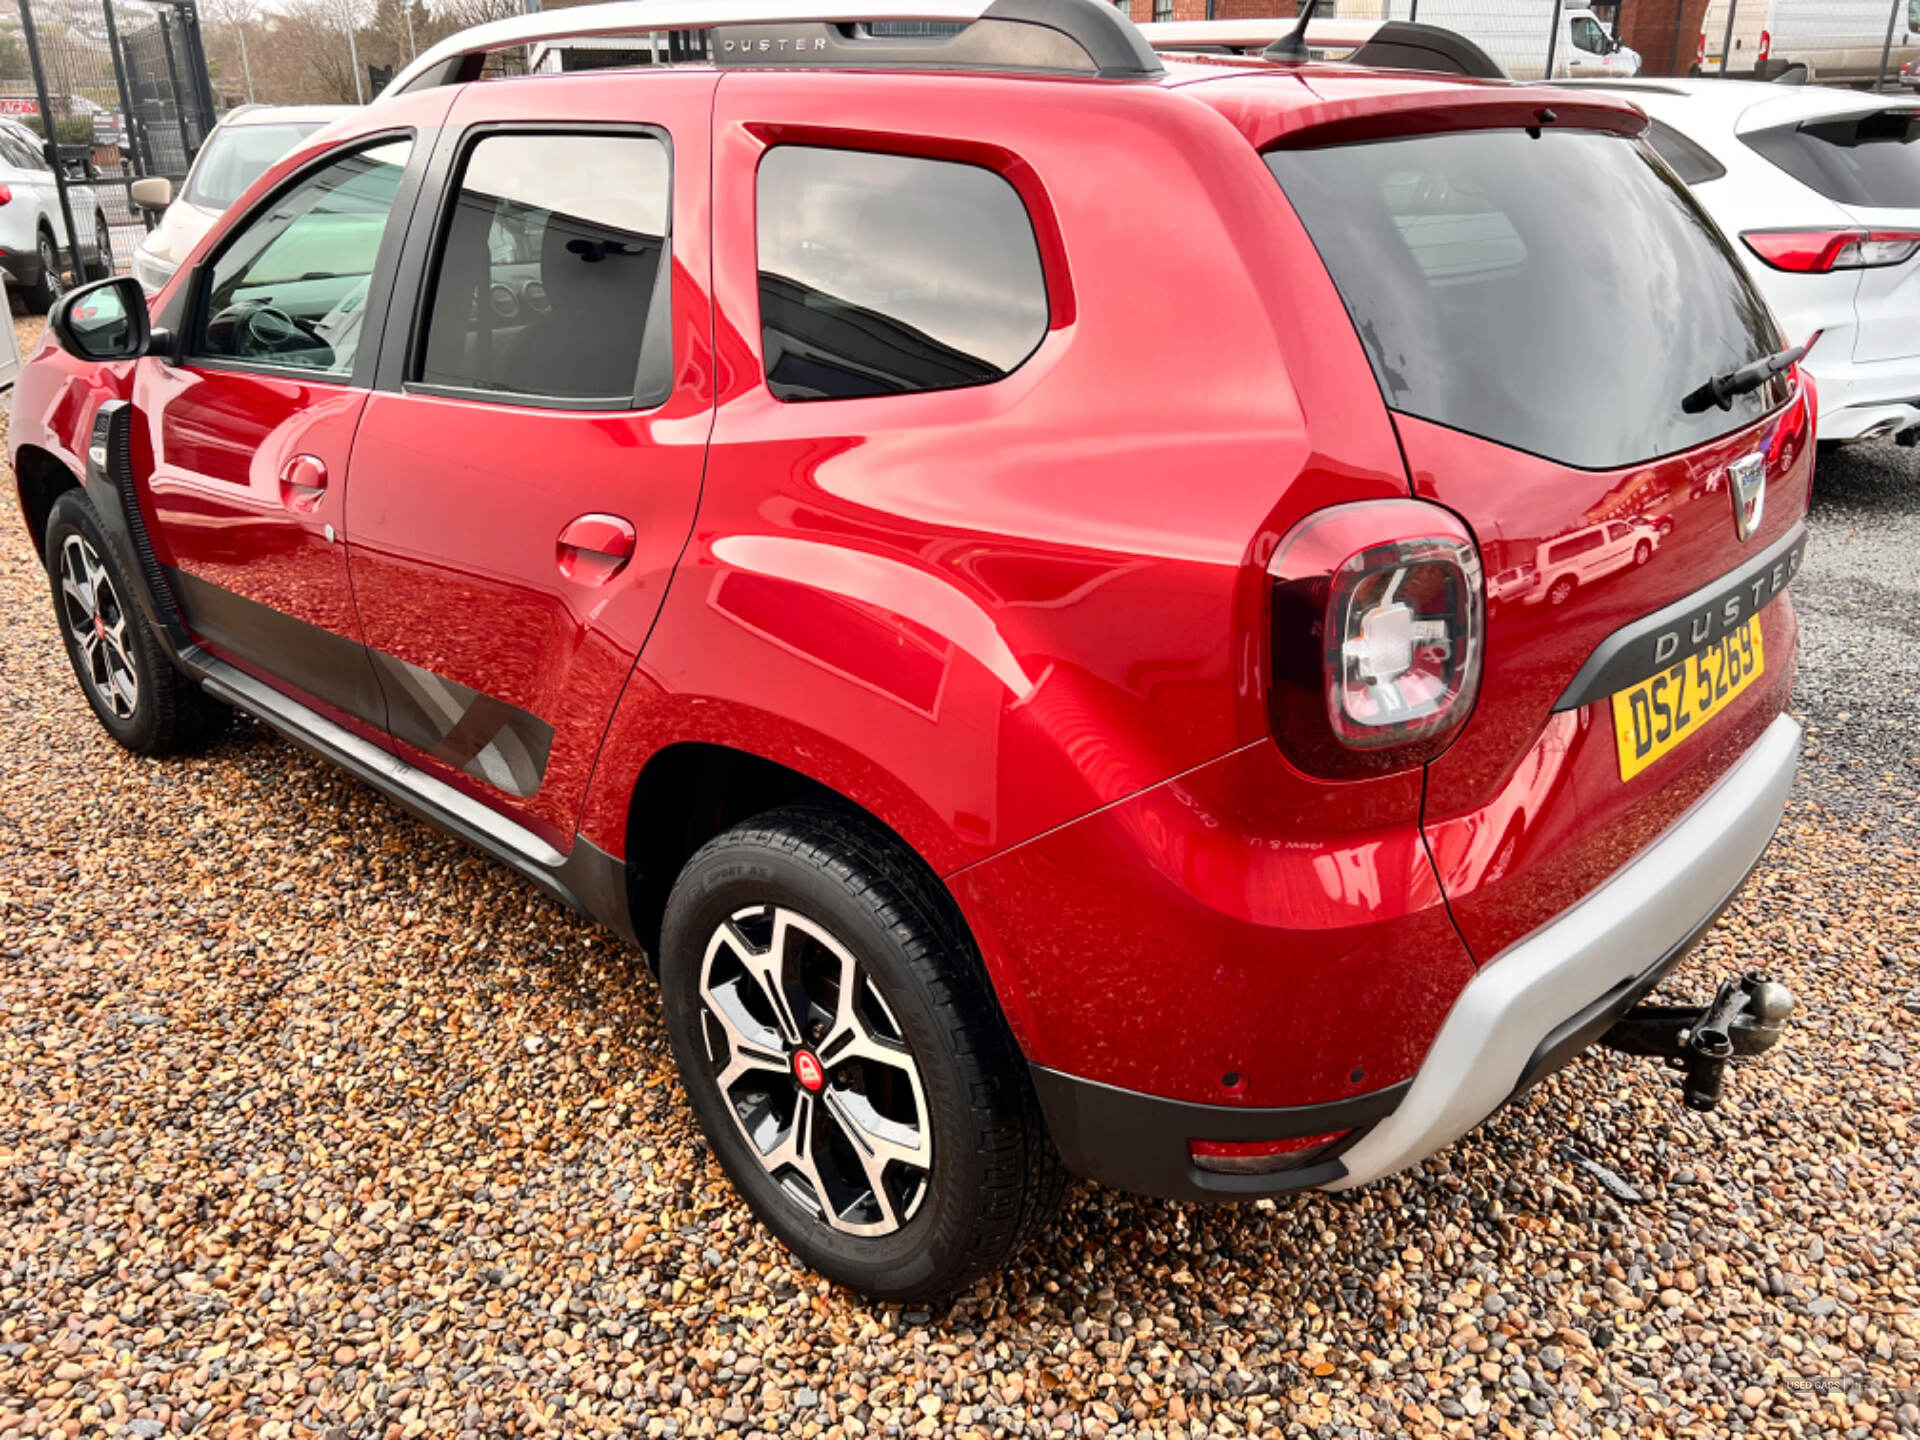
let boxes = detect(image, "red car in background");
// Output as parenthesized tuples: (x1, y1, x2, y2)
(10, 0, 1806, 1300)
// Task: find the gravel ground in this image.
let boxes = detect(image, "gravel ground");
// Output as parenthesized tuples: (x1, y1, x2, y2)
(0, 319, 1915, 1439)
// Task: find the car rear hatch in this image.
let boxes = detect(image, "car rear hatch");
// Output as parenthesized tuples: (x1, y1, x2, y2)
(1243, 77, 1814, 962)
(1741, 104, 1920, 364)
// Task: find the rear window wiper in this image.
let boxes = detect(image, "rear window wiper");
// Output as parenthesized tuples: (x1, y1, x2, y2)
(1682, 344, 1806, 415)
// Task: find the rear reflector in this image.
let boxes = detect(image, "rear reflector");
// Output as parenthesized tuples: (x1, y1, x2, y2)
(1190, 1130, 1351, 1175)
(1742, 229, 1920, 273)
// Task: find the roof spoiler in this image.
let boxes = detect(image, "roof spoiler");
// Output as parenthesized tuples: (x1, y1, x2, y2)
(1138, 17, 1508, 79)
(382, 0, 1164, 96)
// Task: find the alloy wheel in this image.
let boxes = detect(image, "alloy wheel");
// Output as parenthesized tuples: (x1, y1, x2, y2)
(696, 903, 933, 1236)
(58, 534, 139, 719)
(39, 234, 63, 300)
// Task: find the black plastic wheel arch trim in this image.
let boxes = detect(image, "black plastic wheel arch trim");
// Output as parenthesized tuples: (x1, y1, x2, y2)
(1552, 522, 1807, 713)
(80, 400, 192, 654)
(1028, 1063, 1408, 1202)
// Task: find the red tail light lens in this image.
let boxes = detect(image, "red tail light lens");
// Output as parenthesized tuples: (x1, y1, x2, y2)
(1742, 229, 1920, 273)
(1189, 1130, 1351, 1175)
(0, 184, 11, 206)
(1267, 499, 1483, 778)
(1758, 29, 1771, 62)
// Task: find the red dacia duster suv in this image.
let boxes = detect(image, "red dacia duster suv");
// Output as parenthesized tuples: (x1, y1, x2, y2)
(11, 0, 1808, 1299)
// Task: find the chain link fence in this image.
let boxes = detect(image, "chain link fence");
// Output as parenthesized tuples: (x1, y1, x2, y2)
(0, 0, 213, 292)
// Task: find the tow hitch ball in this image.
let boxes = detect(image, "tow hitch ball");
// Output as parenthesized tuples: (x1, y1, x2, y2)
(1600, 973, 1796, 1112)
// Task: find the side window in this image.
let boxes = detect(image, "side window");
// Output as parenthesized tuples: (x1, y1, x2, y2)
(0, 127, 45, 172)
(1572, 17, 1603, 52)
(1607, 522, 1632, 541)
(417, 131, 671, 405)
(1645, 120, 1727, 186)
(755, 146, 1049, 401)
(191, 139, 412, 378)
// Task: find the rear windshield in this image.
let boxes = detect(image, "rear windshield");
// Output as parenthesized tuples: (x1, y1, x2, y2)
(1743, 109, 1920, 209)
(1266, 128, 1785, 470)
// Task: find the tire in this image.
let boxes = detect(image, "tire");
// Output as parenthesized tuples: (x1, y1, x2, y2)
(1634, 540, 1652, 566)
(84, 213, 112, 281)
(1547, 575, 1576, 607)
(660, 805, 1067, 1301)
(43, 489, 229, 755)
(23, 227, 63, 314)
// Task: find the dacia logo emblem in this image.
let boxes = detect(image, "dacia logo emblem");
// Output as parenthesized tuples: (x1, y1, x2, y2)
(1727, 452, 1765, 542)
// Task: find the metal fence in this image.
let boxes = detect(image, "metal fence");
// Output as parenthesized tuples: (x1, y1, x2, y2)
(1, 0, 214, 287)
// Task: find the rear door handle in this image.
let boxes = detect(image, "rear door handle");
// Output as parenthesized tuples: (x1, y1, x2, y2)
(278, 454, 328, 514)
(557, 513, 637, 584)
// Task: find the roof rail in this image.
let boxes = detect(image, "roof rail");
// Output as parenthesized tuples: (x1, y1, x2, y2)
(383, 0, 1164, 95)
(1138, 18, 1507, 80)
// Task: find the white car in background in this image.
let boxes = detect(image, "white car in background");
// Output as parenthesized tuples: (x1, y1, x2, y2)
(1575, 80, 1920, 448)
(129, 103, 352, 295)
(0, 116, 112, 314)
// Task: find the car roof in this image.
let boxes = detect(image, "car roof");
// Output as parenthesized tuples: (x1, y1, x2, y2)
(1556, 78, 1917, 135)
(218, 103, 357, 128)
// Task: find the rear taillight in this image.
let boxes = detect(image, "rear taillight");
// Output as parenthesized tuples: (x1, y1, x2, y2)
(1758, 29, 1771, 63)
(1266, 499, 1483, 778)
(1742, 229, 1920, 272)
(1696, 31, 1706, 64)
(0, 184, 12, 206)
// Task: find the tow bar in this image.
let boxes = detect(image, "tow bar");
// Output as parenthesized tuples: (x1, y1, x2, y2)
(1599, 973, 1795, 1112)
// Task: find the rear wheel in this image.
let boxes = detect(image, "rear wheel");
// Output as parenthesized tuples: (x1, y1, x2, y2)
(1546, 575, 1577, 606)
(23, 228, 63, 314)
(660, 805, 1066, 1301)
(44, 489, 229, 755)
(85, 213, 112, 281)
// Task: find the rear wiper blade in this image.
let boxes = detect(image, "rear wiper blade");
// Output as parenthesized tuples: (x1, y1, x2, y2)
(1681, 344, 1807, 415)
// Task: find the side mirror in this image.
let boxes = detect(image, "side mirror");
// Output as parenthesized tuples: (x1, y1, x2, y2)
(39, 138, 57, 169)
(129, 175, 172, 211)
(49, 276, 152, 362)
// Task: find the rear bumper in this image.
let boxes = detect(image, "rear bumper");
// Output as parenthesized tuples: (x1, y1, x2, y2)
(1028, 712, 1801, 1201)
(1332, 710, 1800, 1188)
(1806, 354, 1920, 442)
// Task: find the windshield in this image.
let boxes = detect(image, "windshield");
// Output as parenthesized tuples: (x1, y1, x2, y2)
(1266, 127, 1786, 470)
(185, 121, 326, 211)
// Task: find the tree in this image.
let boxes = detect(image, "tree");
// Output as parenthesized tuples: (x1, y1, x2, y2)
(206, 0, 259, 103)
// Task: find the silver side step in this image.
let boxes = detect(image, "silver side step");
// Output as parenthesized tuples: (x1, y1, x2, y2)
(190, 647, 567, 870)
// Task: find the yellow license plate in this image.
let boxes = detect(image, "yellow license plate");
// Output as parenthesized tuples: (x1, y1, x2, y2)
(1611, 616, 1764, 781)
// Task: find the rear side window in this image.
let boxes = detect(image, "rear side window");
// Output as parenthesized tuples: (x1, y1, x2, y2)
(755, 146, 1048, 401)
(418, 132, 671, 406)
(1646, 119, 1727, 185)
(1267, 128, 1785, 470)
(1744, 110, 1920, 209)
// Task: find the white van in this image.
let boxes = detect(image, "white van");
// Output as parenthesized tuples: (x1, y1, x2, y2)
(1399, 1, 1641, 79)
(1700, 0, 1920, 84)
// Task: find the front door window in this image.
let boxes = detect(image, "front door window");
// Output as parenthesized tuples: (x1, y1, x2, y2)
(189, 138, 412, 378)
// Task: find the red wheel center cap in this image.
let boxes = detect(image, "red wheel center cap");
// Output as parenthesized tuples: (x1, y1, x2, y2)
(792, 1049, 825, 1093)
(93, 616, 107, 640)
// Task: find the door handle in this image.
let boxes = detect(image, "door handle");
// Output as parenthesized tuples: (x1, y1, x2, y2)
(557, 513, 637, 584)
(278, 454, 328, 514)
